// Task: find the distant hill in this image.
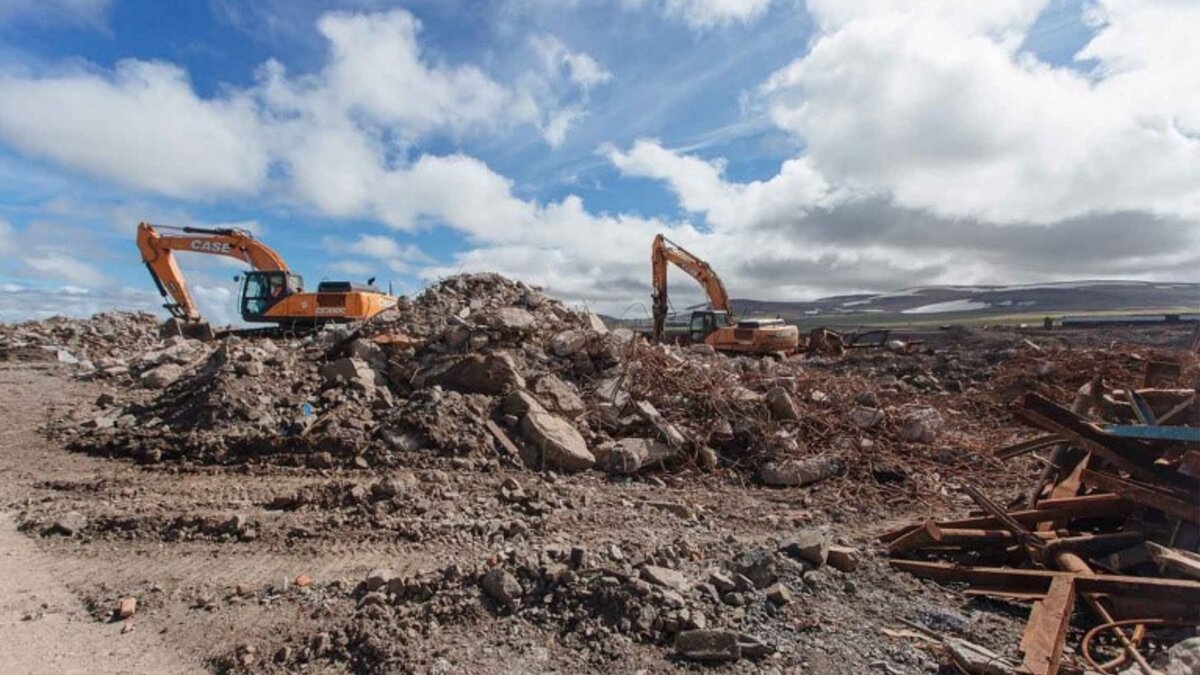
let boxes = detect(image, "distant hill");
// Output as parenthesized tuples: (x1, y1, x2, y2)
(730, 280, 1199, 327)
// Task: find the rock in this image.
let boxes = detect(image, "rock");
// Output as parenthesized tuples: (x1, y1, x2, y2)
(1155, 637, 1200, 675)
(601, 437, 676, 474)
(849, 406, 885, 428)
(697, 446, 718, 471)
(759, 455, 843, 487)
(48, 511, 87, 536)
(428, 352, 524, 395)
(900, 407, 944, 443)
(584, 312, 608, 333)
(641, 565, 689, 591)
(94, 392, 117, 408)
(115, 597, 137, 620)
(502, 390, 545, 416)
(294, 575, 312, 588)
(765, 582, 792, 605)
(780, 530, 830, 567)
(140, 363, 184, 389)
(319, 358, 376, 391)
(531, 374, 586, 418)
(486, 307, 537, 332)
(827, 546, 861, 572)
(765, 387, 799, 420)
(676, 630, 772, 662)
(688, 343, 716, 356)
(549, 329, 590, 357)
(708, 572, 736, 593)
(364, 569, 393, 592)
(519, 410, 594, 472)
(481, 568, 522, 609)
(733, 549, 778, 589)
(945, 638, 1018, 675)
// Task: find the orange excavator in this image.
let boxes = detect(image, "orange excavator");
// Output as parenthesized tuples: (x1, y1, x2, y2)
(137, 222, 397, 338)
(651, 234, 799, 356)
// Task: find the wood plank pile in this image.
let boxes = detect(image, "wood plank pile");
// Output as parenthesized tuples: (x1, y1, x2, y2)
(883, 364, 1200, 675)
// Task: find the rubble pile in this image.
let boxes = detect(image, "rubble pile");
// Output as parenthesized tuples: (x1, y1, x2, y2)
(885, 359, 1200, 675)
(222, 525, 893, 674)
(60, 274, 1192, 512)
(0, 311, 161, 371)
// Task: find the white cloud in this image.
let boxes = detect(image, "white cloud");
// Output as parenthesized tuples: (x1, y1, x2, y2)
(0, 7, 610, 205)
(0, 60, 269, 198)
(608, 139, 838, 229)
(627, 0, 774, 29)
(759, 0, 1200, 223)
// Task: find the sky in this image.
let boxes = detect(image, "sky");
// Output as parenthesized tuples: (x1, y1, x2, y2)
(0, 0, 1197, 325)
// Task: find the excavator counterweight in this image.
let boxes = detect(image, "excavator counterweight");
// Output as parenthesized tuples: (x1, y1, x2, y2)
(137, 222, 397, 337)
(651, 234, 799, 356)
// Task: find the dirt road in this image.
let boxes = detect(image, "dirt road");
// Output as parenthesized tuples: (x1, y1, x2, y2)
(0, 365, 203, 673)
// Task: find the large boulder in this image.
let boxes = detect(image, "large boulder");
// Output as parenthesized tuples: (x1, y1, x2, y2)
(320, 357, 377, 392)
(531, 374, 586, 418)
(140, 363, 184, 389)
(520, 410, 594, 472)
(427, 352, 524, 395)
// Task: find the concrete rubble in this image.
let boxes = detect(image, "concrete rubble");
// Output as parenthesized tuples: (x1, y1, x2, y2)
(7, 272, 1196, 674)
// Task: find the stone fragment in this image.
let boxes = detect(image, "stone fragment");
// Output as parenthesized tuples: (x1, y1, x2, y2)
(765, 582, 792, 605)
(549, 329, 590, 357)
(294, 575, 312, 587)
(849, 406, 885, 428)
(364, 569, 393, 592)
(584, 312, 608, 333)
(733, 549, 778, 589)
(116, 597, 137, 620)
(531, 374, 586, 418)
(708, 572, 736, 594)
(319, 358, 376, 391)
(676, 630, 772, 662)
(519, 410, 594, 472)
(689, 344, 716, 356)
(481, 568, 522, 609)
(140, 363, 183, 389)
(759, 455, 843, 487)
(601, 437, 676, 474)
(486, 307, 536, 332)
(900, 406, 944, 443)
(827, 545, 861, 572)
(766, 387, 799, 420)
(641, 565, 689, 591)
(48, 511, 87, 536)
(945, 638, 1019, 675)
(780, 529, 830, 568)
(428, 353, 524, 395)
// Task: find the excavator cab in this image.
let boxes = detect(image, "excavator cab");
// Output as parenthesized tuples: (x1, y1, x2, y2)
(239, 271, 304, 321)
(689, 310, 726, 342)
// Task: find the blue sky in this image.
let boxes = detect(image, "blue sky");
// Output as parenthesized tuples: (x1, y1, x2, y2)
(0, 0, 1196, 324)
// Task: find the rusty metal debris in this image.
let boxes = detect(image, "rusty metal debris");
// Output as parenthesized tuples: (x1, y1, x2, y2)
(886, 356, 1200, 675)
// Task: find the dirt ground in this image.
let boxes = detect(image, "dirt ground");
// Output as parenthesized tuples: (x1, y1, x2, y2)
(0, 320, 1195, 674)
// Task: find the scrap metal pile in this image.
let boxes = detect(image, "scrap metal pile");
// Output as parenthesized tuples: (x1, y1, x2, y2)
(884, 361, 1200, 675)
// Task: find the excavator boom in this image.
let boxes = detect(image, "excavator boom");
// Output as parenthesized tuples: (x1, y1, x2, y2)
(137, 223, 288, 322)
(137, 222, 396, 336)
(651, 234, 732, 339)
(650, 233, 798, 356)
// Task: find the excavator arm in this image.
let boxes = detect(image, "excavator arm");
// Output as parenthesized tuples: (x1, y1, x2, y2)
(136, 222, 288, 322)
(651, 233, 732, 339)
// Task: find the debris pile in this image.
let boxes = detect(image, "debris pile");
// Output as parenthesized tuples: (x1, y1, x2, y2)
(0, 311, 161, 371)
(59, 274, 1012, 504)
(885, 363, 1200, 675)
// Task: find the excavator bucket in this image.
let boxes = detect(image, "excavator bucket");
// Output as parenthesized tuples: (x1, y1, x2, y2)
(159, 318, 215, 341)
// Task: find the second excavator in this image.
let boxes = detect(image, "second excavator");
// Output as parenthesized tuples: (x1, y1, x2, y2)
(651, 234, 799, 356)
(137, 222, 397, 338)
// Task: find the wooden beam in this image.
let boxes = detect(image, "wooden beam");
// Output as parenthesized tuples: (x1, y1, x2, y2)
(1081, 470, 1200, 524)
(1020, 576, 1075, 675)
(878, 494, 1128, 544)
(889, 560, 1200, 603)
(1145, 541, 1200, 580)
